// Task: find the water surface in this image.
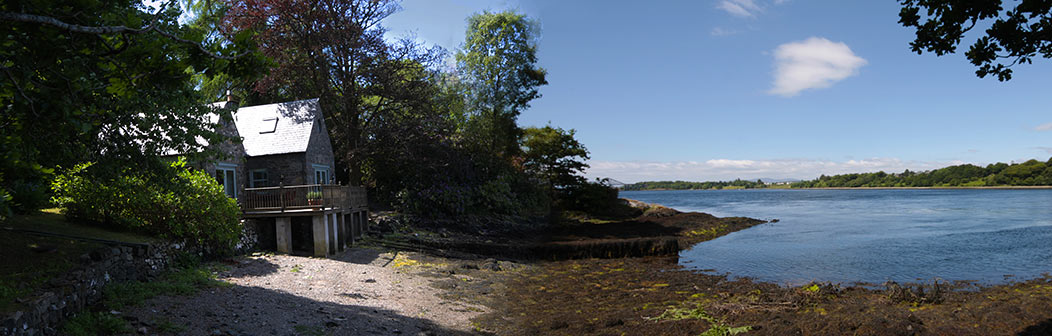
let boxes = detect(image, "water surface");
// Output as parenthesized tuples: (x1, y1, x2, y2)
(621, 189, 1052, 285)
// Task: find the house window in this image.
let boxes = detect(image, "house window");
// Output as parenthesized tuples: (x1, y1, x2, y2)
(249, 169, 268, 188)
(215, 163, 237, 198)
(312, 164, 330, 185)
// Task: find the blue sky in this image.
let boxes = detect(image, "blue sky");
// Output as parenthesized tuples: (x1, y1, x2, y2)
(385, 0, 1052, 183)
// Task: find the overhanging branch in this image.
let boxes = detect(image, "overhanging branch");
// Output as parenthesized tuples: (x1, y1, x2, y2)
(0, 11, 249, 60)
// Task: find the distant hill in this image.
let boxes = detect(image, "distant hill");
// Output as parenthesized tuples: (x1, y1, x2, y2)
(791, 158, 1052, 188)
(621, 158, 1052, 190)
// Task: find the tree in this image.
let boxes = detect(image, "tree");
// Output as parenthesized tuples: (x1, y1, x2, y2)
(899, 0, 1052, 81)
(457, 11, 547, 158)
(0, 0, 259, 216)
(522, 126, 589, 197)
(224, 0, 443, 185)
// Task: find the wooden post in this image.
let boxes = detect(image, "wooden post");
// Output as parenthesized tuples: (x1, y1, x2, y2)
(279, 176, 285, 212)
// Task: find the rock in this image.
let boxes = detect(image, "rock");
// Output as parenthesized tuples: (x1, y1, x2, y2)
(137, 327, 148, 334)
(481, 260, 501, 272)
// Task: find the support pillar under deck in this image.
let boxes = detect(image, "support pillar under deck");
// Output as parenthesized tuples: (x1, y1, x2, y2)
(275, 217, 292, 254)
(312, 214, 329, 257)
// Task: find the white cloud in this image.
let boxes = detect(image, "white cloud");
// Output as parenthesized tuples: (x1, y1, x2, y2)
(717, 0, 761, 17)
(768, 37, 867, 97)
(1034, 123, 1052, 131)
(586, 158, 964, 183)
(710, 27, 739, 36)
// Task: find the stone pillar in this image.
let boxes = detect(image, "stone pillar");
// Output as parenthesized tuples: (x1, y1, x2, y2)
(327, 212, 337, 255)
(337, 211, 348, 248)
(312, 214, 329, 257)
(352, 211, 360, 239)
(275, 217, 292, 254)
(360, 211, 368, 235)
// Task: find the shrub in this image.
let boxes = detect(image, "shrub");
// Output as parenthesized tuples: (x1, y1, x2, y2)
(51, 159, 241, 252)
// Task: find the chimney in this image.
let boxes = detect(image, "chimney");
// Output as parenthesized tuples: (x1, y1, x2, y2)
(225, 90, 239, 104)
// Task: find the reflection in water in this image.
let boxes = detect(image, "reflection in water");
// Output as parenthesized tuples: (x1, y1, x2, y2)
(622, 189, 1052, 285)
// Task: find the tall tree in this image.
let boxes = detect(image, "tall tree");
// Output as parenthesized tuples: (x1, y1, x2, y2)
(224, 0, 443, 185)
(899, 0, 1052, 81)
(521, 125, 589, 198)
(456, 11, 547, 158)
(0, 0, 258, 215)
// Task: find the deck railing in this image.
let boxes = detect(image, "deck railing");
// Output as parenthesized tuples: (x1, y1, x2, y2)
(241, 184, 367, 213)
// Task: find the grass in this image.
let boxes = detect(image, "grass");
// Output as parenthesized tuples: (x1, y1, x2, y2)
(102, 262, 231, 310)
(59, 259, 229, 334)
(0, 231, 98, 313)
(3, 208, 155, 244)
(59, 311, 131, 336)
(0, 208, 159, 313)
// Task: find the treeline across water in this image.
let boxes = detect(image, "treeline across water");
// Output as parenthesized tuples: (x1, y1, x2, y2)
(622, 179, 768, 191)
(624, 157, 1052, 190)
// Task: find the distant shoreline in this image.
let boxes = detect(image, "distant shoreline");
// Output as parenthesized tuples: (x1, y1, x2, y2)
(624, 186, 1052, 191)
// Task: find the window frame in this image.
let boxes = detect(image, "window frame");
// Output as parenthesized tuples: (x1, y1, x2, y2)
(215, 163, 238, 199)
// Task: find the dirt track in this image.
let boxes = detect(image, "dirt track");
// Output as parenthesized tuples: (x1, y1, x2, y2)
(124, 249, 505, 335)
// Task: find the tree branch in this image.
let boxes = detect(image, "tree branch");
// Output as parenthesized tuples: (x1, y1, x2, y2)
(0, 10, 249, 60)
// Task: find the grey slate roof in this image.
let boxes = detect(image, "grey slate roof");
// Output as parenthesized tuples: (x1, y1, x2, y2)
(233, 98, 322, 157)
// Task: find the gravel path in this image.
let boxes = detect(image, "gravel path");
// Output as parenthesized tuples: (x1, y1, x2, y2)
(124, 248, 491, 335)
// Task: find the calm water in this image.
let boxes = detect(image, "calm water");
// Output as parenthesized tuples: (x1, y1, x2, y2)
(621, 189, 1052, 285)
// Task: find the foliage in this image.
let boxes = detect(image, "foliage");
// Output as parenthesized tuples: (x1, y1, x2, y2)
(627, 158, 1052, 190)
(624, 179, 767, 191)
(0, 0, 261, 214)
(457, 11, 547, 157)
(899, 0, 1052, 80)
(522, 125, 590, 196)
(51, 159, 242, 252)
(790, 158, 1052, 188)
(59, 312, 131, 336)
(224, 0, 444, 185)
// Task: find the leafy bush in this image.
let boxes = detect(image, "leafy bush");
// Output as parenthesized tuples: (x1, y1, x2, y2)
(557, 181, 637, 219)
(51, 159, 241, 252)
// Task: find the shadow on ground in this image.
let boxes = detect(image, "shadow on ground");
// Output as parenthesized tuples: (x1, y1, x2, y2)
(1019, 318, 1052, 336)
(127, 280, 478, 335)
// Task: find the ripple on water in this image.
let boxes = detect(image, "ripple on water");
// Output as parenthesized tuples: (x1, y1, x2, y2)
(623, 189, 1052, 285)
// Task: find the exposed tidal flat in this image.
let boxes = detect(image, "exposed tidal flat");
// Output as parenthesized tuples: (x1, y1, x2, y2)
(623, 188, 1052, 285)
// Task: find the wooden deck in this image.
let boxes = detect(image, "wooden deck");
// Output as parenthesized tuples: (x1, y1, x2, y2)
(240, 184, 367, 217)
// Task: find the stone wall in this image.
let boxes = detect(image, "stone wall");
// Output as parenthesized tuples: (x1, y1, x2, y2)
(1, 220, 260, 336)
(305, 115, 336, 182)
(0, 244, 165, 336)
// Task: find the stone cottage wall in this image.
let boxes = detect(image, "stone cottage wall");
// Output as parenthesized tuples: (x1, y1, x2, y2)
(245, 153, 307, 186)
(305, 116, 336, 182)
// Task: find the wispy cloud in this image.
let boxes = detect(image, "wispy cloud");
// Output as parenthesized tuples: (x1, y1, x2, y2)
(586, 158, 963, 183)
(768, 37, 867, 97)
(1034, 123, 1052, 131)
(1036, 147, 1052, 154)
(710, 27, 740, 36)
(717, 0, 762, 17)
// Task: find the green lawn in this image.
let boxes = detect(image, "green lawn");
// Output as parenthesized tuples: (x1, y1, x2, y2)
(0, 209, 157, 314)
(3, 208, 155, 244)
(0, 231, 98, 313)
